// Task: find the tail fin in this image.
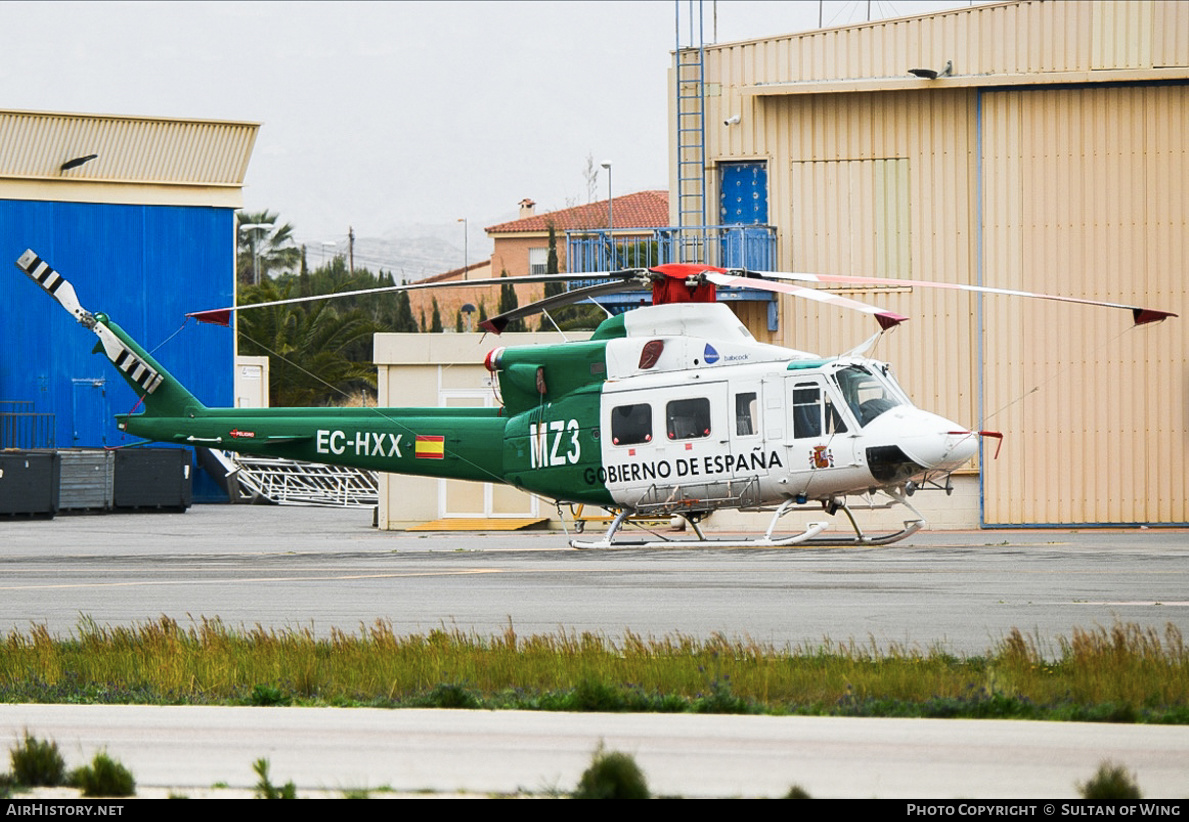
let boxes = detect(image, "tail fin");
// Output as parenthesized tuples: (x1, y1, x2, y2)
(92, 314, 206, 418)
(15, 249, 206, 419)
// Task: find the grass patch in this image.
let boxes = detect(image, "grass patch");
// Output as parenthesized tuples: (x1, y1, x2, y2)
(70, 751, 135, 797)
(573, 744, 649, 799)
(0, 618, 1185, 722)
(1078, 761, 1142, 799)
(248, 684, 291, 707)
(10, 732, 66, 787)
(253, 758, 297, 799)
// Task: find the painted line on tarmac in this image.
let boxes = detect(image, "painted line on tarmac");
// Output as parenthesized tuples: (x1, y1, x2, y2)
(0, 569, 509, 590)
(1074, 600, 1189, 606)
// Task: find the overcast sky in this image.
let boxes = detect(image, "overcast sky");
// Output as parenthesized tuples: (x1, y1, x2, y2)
(5, 1, 979, 252)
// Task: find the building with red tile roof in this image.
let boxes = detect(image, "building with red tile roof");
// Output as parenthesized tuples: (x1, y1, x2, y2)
(405, 190, 671, 330)
(487, 190, 669, 278)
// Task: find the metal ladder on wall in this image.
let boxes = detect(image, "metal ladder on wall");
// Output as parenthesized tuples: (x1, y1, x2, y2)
(675, 0, 708, 263)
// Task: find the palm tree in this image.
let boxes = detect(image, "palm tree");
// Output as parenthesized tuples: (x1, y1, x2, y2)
(237, 280, 379, 407)
(236, 210, 301, 286)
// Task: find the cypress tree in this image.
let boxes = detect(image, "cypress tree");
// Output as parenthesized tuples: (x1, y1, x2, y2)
(430, 298, 443, 333)
(497, 269, 526, 333)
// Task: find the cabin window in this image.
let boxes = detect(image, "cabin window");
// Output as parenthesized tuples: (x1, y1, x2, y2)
(667, 398, 711, 440)
(832, 365, 902, 427)
(792, 384, 821, 439)
(611, 403, 652, 445)
(735, 392, 758, 436)
(794, 382, 849, 439)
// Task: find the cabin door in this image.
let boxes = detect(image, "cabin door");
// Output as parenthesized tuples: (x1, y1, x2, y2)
(783, 376, 857, 495)
(726, 379, 773, 480)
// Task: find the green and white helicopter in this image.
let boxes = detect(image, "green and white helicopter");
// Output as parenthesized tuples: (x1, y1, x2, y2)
(16, 250, 1174, 548)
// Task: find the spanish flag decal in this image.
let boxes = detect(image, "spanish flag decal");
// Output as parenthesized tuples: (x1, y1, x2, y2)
(415, 435, 445, 459)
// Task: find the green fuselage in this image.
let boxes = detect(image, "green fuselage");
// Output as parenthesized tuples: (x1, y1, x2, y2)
(112, 312, 618, 506)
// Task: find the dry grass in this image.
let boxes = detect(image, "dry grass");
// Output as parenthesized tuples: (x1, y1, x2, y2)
(1, 617, 1185, 720)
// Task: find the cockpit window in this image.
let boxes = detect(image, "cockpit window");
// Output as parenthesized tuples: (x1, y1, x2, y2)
(832, 365, 903, 427)
(792, 382, 847, 439)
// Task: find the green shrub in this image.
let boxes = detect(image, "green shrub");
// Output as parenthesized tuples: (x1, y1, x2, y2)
(248, 684, 291, 706)
(422, 682, 482, 709)
(10, 732, 66, 787)
(573, 745, 649, 799)
(1078, 761, 1142, 799)
(693, 677, 754, 714)
(253, 758, 297, 799)
(71, 752, 135, 797)
(785, 784, 812, 798)
(571, 679, 630, 712)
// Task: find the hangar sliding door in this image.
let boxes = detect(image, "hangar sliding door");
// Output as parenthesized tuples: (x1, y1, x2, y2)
(980, 85, 1187, 525)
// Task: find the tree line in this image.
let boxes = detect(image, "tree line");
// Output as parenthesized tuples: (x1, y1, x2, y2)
(234, 210, 511, 407)
(232, 210, 610, 407)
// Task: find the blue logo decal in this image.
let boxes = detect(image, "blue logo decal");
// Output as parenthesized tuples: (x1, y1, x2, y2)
(703, 344, 719, 364)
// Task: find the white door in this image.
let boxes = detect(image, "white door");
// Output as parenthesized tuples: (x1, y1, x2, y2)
(438, 390, 538, 519)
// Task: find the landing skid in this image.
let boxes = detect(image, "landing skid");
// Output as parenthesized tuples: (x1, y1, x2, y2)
(568, 489, 926, 549)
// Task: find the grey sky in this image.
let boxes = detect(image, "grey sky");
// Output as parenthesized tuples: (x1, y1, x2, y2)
(5, 1, 978, 256)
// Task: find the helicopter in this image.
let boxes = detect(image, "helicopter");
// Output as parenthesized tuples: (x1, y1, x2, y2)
(15, 250, 1174, 548)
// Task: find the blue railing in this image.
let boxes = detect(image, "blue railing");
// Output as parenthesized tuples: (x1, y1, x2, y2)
(562, 225, 780, 330)
(564, 225, 776, 274)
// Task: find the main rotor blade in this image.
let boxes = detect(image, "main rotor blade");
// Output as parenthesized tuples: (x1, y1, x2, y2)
(187, 269, 647, 325)
(480, 278, 649, 334)
(739, 269, 1177, 326)
(706, 271, 908, 330)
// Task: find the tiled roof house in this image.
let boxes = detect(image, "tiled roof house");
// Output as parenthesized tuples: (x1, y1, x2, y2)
(486, 190, 669, 278)
(406, 190, 670, 329)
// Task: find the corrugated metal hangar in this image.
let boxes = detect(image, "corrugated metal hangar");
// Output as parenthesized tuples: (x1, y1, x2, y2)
(679, 0, 1187, 526)
(1, 109, 258, 496)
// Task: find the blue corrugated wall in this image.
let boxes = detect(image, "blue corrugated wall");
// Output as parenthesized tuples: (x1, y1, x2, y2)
(1, 199, 235, 499)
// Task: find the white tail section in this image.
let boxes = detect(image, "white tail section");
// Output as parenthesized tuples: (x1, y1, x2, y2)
(15, 249, 164, 395)
(15, 249, 91, 324)
(92, 323, 165, 394)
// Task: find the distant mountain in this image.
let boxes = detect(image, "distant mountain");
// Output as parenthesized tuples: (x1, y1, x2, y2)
(343, 222, 497, 283)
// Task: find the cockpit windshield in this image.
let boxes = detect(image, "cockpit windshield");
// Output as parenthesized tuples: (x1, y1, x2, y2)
(831, 364, 904, 427)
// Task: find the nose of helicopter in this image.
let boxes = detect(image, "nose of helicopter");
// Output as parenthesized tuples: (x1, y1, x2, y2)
(863, 408, 979, 480)
(893, 409, 980, 473)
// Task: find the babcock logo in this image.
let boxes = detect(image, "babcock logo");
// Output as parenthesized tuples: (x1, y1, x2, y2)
(703, 344, 719, 364)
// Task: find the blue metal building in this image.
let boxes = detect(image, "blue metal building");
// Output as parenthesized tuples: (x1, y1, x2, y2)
(0, 110, 258, 497)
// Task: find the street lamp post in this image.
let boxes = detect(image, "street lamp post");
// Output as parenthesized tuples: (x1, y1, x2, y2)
(239, 223, 274, 285)
(457, 217, 468, 280)
(601, 160, 613, 269)
(600, 160, 613, 231)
